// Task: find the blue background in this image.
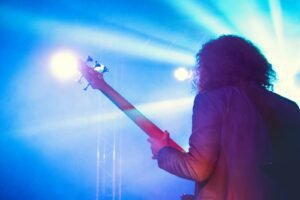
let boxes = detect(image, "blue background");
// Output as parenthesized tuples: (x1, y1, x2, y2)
(0, 0, 299, 199)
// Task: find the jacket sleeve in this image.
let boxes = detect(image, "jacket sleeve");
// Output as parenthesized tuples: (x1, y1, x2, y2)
(157, 93, 221, 183)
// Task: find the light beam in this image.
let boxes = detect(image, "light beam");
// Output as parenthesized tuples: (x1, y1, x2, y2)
(163, 0, 235, 35)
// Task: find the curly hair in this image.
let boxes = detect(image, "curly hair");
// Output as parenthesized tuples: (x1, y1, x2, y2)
(194, 35, 276, 92)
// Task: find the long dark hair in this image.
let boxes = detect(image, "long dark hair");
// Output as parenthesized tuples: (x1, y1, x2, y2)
(194, 35, 276, 92)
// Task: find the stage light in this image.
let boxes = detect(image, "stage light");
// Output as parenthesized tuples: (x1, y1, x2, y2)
(50, 50, 79, 81)
(174, 67, 192, 81)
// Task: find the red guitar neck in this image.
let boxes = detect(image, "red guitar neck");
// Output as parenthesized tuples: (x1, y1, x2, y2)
(98, 81, 185, 152)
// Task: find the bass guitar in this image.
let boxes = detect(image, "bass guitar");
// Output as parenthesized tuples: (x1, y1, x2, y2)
(78, 57, 185, 153)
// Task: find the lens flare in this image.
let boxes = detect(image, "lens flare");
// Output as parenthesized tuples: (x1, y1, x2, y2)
(174, 67, 192, 81)
(50, 50, 79, 81)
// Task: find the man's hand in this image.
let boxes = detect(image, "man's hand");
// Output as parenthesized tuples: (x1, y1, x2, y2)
(147, 131, 171, 159)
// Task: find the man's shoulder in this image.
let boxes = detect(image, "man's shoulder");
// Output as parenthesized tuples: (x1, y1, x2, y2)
(197, 86, 299, 113)
(265, 90, 299, 114)
(194, 86, 237, 111)
(200, 86, 298, 107)
(267, 91, 299, 108)
(197, 86, 239, 101)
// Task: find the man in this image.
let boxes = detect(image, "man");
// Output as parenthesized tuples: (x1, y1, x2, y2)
(148, 35, 300, 200)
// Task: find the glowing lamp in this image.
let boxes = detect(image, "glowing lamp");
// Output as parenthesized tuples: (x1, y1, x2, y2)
(174, 67, 191, 81)
(50, 50, 79, 81)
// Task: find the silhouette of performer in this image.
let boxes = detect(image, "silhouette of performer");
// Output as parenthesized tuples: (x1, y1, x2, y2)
(148, 35, 300, 200)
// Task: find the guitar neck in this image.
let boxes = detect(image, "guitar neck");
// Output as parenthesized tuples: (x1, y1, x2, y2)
(98, 81, 185, 152)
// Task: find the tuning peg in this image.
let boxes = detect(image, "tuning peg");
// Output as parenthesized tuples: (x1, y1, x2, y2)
(94, 61, 108, 73)
(102, 66, 109, 73)
(86, 56, 93, 62)
(94, 64, 108, 73)
(95, 60, 100, 67)
(77, 75, 84, 84)
(83, 83, 90, 91)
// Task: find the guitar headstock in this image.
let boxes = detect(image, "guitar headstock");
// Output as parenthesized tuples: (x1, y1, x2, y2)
(78, 56, 108, 90)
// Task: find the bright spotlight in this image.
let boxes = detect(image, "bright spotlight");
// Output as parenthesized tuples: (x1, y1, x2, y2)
(174, 67, 192, 81)
(50, 50, 79, 81)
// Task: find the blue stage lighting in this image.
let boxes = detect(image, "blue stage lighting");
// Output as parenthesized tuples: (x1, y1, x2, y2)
(164, 0, 235, 35)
